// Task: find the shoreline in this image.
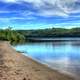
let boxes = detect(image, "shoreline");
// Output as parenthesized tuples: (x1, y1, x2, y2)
(0, 41, 74, 80)
(20, 52, 75, 78)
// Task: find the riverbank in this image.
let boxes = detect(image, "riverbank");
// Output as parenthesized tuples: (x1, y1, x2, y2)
(0, 41, 74, 80)
(26, 37, 80, 42)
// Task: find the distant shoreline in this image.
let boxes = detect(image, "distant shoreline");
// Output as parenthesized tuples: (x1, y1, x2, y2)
(26, 37, 80, 42)
(0, 41, 74, 80)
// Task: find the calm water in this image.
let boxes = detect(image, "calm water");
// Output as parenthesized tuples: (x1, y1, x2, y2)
(14, 38, 80, 80)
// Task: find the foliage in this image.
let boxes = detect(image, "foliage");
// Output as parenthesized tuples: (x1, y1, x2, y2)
(1, 27, 80, 43)
(17, 27, 80, 38)
(0, 27, 25, 43)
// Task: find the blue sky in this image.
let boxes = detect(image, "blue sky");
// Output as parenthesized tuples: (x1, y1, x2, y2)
(0, 0, 80, 29)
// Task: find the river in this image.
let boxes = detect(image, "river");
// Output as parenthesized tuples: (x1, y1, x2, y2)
(14, 38, 80, 80)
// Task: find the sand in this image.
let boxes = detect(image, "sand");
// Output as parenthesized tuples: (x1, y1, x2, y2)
(0, 41, 74, 80)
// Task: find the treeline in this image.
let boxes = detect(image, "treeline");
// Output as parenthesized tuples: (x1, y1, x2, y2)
(17, 28, 80, 38)
(0, 27, 80, 43)
(0, 27, 25, 43)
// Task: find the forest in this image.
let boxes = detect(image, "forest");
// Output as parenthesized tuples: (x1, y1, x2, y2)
(0, 27, 80, 43)
(17, 28, 80, 38)
(0, 27, 25, 43)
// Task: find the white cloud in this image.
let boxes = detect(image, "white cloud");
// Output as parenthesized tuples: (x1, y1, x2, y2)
(0, 16, 35, 21)
(22, 0, 80, 17)
(0, 0, 80, 17)
(0, 0, 17, 3)
(0, 10, 18, 13)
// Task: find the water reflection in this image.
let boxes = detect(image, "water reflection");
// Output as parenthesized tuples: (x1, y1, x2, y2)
(14, 40, 80, 79)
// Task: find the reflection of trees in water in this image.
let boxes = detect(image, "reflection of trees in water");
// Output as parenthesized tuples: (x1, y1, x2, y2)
(52, 41, 67, 46)
(52, 40, 80, 47)
(71, 41, 80, 46)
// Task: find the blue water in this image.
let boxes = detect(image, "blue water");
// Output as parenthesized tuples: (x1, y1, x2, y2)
(14, 39, 80, 79)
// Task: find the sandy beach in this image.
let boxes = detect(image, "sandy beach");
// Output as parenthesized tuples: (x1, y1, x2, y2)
(0, 41, 74, 80)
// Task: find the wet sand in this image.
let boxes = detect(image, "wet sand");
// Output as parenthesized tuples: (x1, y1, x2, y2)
(0, 41, 74, 80)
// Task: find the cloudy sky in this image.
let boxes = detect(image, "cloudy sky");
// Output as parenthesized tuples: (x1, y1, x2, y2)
(0, 0, 80, 29)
